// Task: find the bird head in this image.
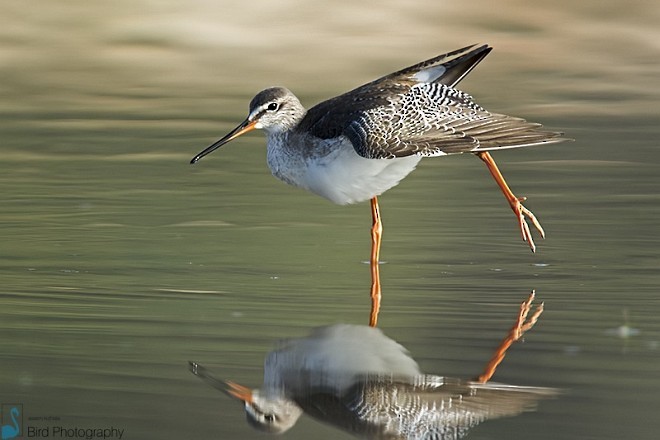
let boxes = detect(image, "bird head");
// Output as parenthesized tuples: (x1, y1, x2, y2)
(242, 389, 304, 434)
(189, 362, 303, 434)
(190, 87, 304, 164)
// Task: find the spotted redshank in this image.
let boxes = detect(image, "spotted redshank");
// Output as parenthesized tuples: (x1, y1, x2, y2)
(189, 295, 551, 437)
(191, 44, 568, 326)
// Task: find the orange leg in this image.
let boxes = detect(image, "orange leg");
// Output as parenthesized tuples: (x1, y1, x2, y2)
(477, 151, 545, 253)
(368, 197, 382, 327)
(476, 291, 544, 384)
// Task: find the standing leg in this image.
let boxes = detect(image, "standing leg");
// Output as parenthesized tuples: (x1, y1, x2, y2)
(369, 197, 383, 327)
(476, 151, 545, 253)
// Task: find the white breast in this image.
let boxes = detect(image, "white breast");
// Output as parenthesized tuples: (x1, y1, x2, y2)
(267, 134, 422, 205)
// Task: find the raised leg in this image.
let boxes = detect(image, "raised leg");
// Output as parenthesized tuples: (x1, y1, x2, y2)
(476, 151, 545, 253)
(369, 196, 382, 327)
(475, 291, 544, 383)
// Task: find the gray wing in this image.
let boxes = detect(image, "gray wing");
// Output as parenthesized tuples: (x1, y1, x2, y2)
(296, 44, 492, 141)
(344, 83, 567, 159)
(342, 375, 557, 440)
(296, 44, 565, 160)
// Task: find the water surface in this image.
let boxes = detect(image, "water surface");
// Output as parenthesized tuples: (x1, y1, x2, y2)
(2, 1, 660, 439)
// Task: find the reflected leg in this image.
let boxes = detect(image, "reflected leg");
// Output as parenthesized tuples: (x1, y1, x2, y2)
(476, 291, 544, 383)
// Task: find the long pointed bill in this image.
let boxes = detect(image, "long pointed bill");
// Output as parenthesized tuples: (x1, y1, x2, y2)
(224, 381, 254, 403)
(190, 118, 258, 164)
(188, 361, 254, 404)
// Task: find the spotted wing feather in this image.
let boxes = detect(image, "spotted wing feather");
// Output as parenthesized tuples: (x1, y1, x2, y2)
(298, 375, 556, 440)
(346, 376, 556, 440)
(297, 45, 565, 159)
(296, 44, 492, 140)
(345, 83, 566, 159)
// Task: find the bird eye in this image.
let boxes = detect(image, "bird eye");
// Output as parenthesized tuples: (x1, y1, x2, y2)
(263, 414, 275, 423)
(266, 102, 279, 111)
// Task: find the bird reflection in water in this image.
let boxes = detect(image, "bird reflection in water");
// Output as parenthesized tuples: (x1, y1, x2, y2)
(190, 292, 556, 439)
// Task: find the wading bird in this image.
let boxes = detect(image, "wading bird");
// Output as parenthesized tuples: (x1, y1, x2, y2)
(191, 45, 567, 326)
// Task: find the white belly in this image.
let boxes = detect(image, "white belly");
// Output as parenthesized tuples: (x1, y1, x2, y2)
(267, 135, 422, 205)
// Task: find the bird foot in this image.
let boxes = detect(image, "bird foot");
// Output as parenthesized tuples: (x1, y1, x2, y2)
(476, 152, 546, 253)
(511, 196, 545, 253)
(511, 290, 544, 340)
